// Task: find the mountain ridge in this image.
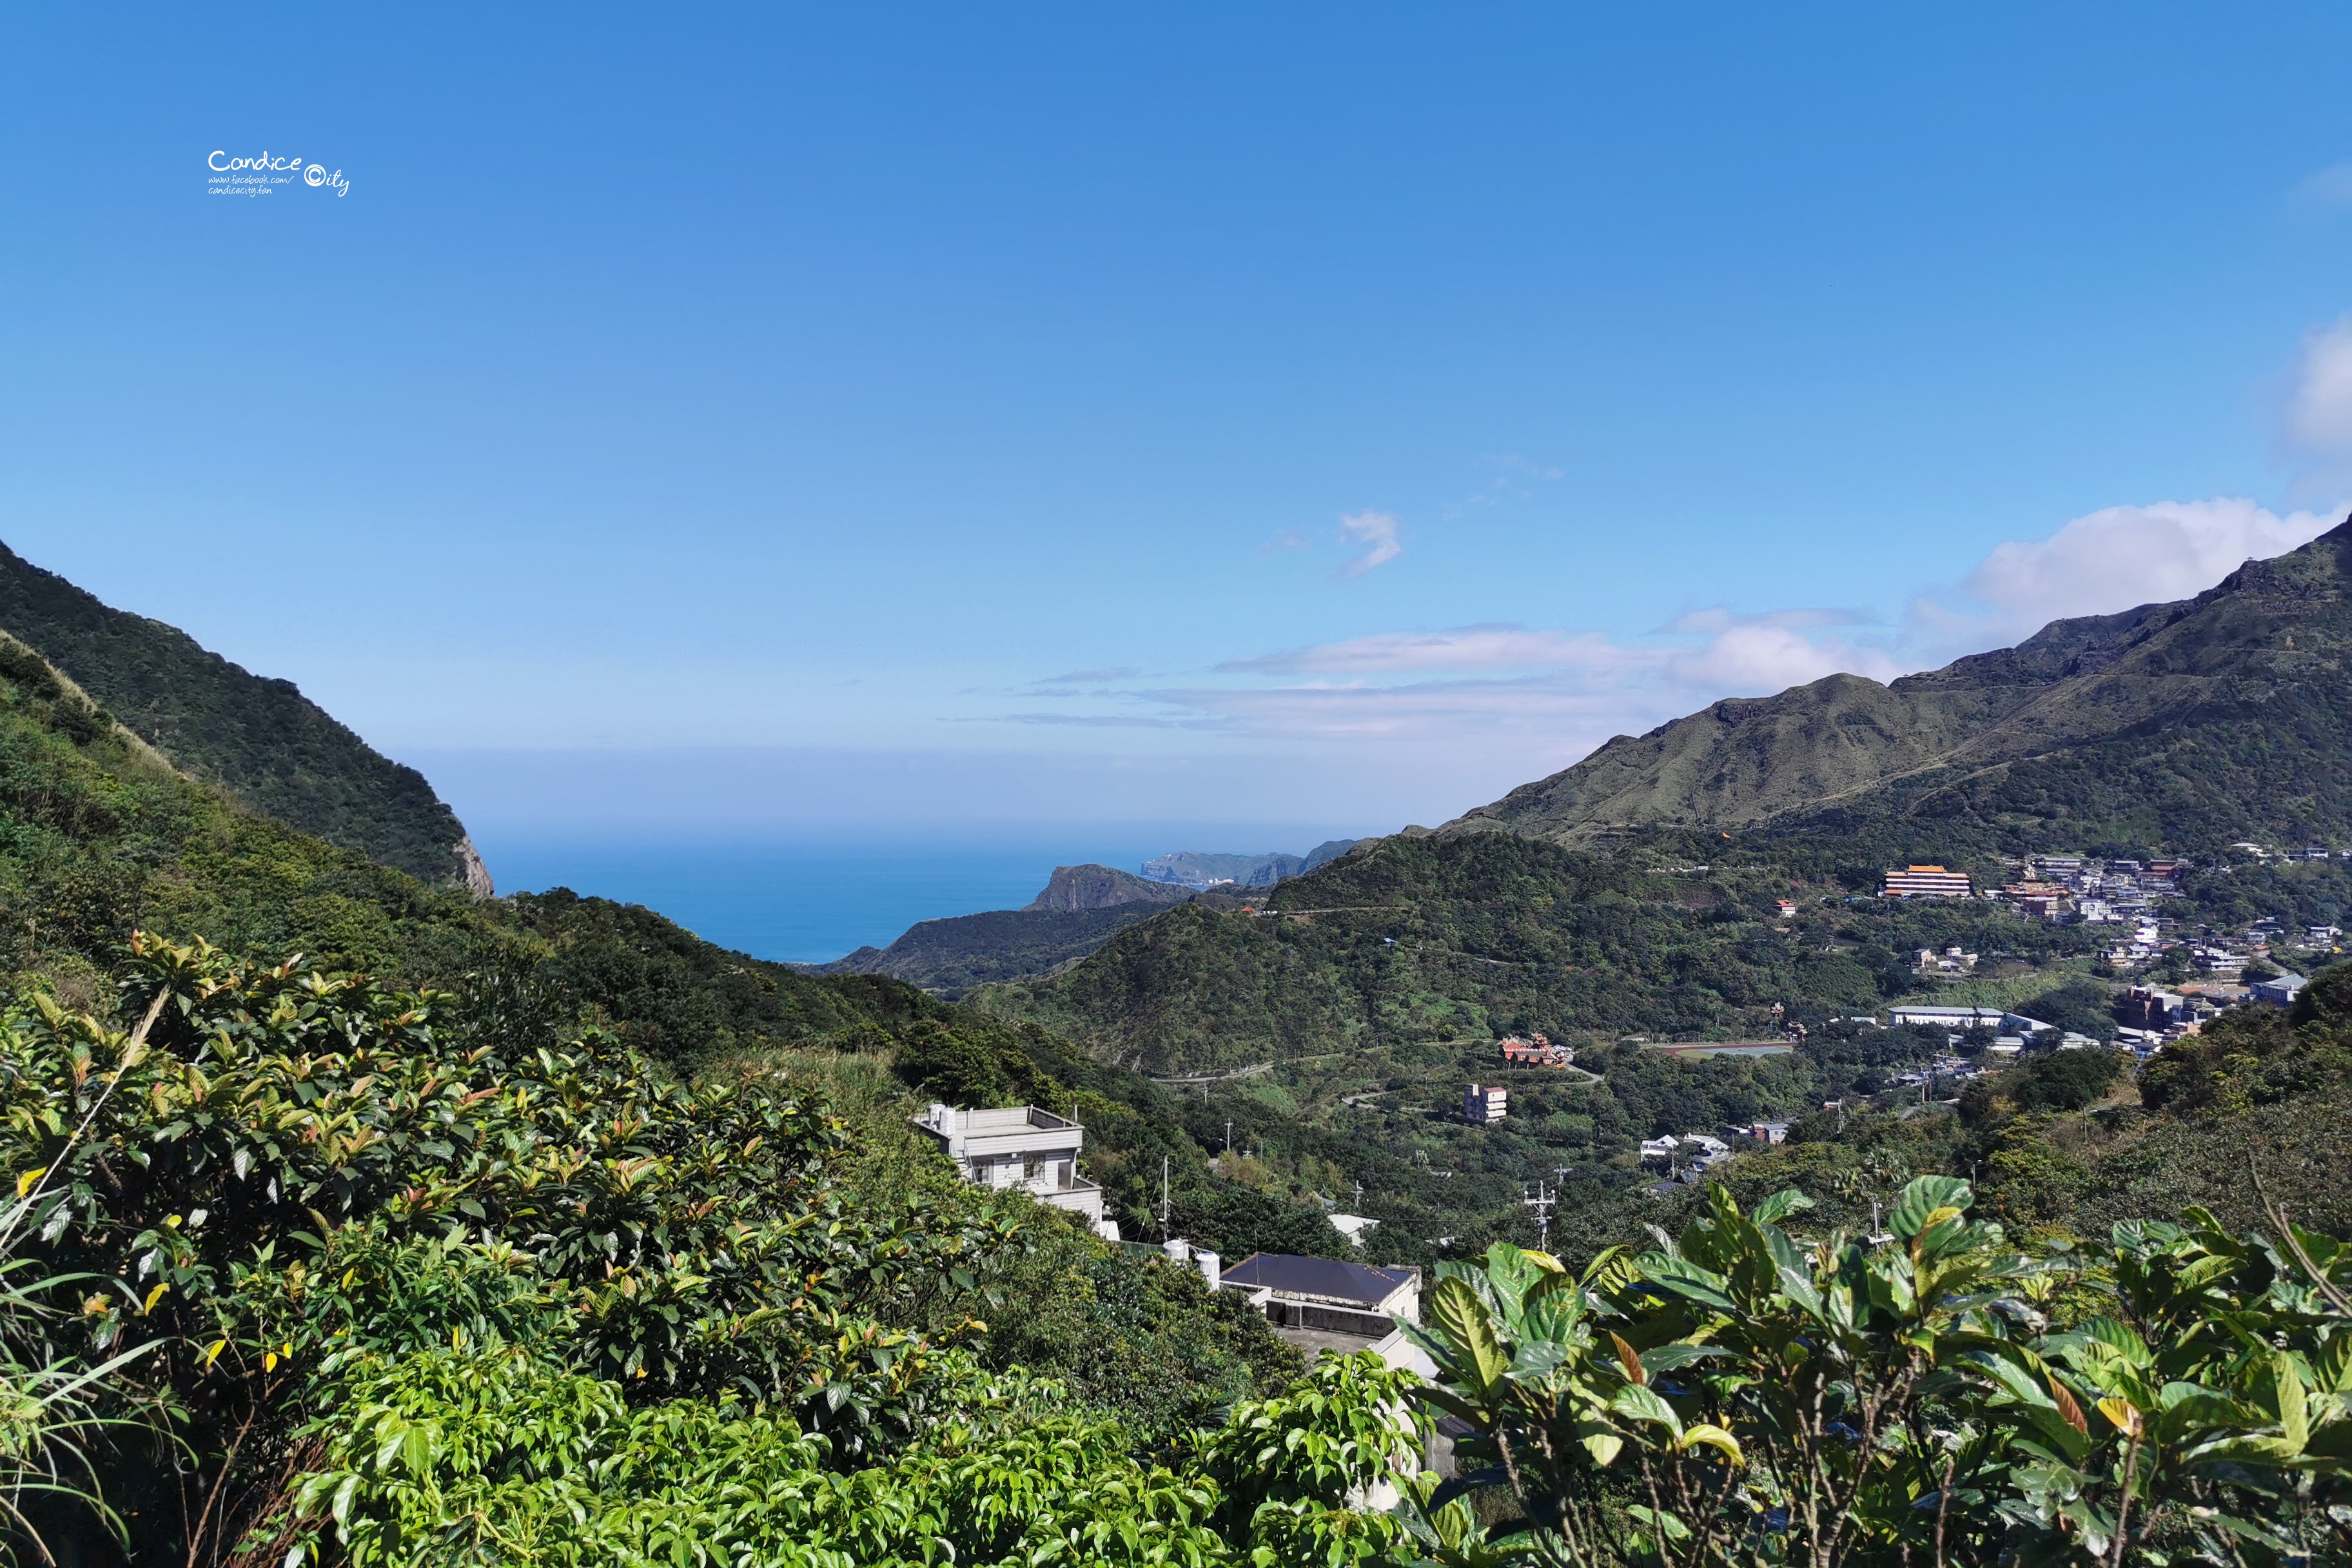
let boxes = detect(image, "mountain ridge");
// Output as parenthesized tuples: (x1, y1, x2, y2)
(0, 540, 488, 890)
(1025, 863, 1192, 912)
(1442, 514, 2352, 850)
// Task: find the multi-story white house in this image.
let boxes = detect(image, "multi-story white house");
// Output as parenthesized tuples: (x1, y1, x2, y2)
(912, 1102, 1117, 1239)
(1882, 865, 1973, 898)
(1462, 1083, 1508, 1124)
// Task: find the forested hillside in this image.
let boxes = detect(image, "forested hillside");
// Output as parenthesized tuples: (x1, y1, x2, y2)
(977, 830, 2113, 1075)
(0, 540, 484, 888)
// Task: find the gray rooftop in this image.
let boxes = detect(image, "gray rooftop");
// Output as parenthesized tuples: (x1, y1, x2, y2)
(1220, 1253, 1415, 1308)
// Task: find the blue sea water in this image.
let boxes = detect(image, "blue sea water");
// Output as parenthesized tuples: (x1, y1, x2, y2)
(473, 834, 1334, 964)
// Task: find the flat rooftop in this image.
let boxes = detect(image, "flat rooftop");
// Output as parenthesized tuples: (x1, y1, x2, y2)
(917, 1105, 1079, 1135)
(1222, 1253, 1415, 1308)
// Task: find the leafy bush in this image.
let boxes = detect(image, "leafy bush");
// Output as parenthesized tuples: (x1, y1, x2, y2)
(0, 936, 1387, 1562)
(1401, 1181, 2352, 1565)
(2010, 1048, 2123, 1113)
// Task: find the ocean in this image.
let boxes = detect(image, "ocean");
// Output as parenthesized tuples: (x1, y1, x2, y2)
(473, 832, 1342, 964)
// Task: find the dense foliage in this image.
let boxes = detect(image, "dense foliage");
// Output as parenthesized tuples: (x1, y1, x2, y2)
(1403, 1179, 2352, 1565)
(0, 937, 1340, 1563)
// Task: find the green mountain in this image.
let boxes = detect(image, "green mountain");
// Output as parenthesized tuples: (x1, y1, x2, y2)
(0, 618, 949, 1061)
(799, 904, 1173, 995)
(1446, 513, 2352, 855)
(1026, 863, 1192, 912)
(813, 854, 1371, 997)
(802, 865, 1191, 995)
(0, 540, 487, 889)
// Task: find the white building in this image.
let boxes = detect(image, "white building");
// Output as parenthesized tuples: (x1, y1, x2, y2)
(1328, 1213, 1380, 1248)
(913, 1102, 1115, 1238)
(1462, 1083, 1508, 1124)
(1888, 1004, 2039, 1034)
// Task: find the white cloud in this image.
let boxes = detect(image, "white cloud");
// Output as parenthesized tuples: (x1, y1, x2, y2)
(1147, 673, 1667, 745)
(1959, 497, 2341, 631)
(1444, 453, 1565, 518)
(1337, 511, 1402, 578)
(2293, 164, 2352, 206)
(1671, 623, 1899, 691)
(1660, 606, 1861, 635)
(2286, 317, 2352, 456)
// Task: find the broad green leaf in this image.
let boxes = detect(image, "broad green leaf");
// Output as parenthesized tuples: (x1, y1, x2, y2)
(1889, 1176, 1972, 1240)
(1610, 1382, 1682, 1435)
(1428, 1275, 1508, 1396)
(1675, 1423, 1743, 1465)
(2274, 1353, 2308, 1453)
(1632, 1253, 1737, 1314)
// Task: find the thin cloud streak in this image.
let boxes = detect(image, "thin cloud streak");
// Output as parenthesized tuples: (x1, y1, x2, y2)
(1337, 510, 1402, 578)
(1220, 626, 1611, 675)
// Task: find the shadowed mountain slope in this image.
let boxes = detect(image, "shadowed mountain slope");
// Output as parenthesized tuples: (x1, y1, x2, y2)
(1444, 514, 2352, 852)
(804, 865, 1204, 995)
(0, 540, 485, 890)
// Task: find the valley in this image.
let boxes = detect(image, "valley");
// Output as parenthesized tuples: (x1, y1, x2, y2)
(3, 527, 2351, 1562)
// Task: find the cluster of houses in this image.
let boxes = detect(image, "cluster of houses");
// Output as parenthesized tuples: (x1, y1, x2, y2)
(1874, 851, 2341, 1001)
(1993, 854, 2186, 924)
(2112, 970, 2310, 1047)
(1638, 1121, 1790, 1196)
(1496, 1032, 1576, 1067)
(2235, 841, 2348, 865)
(1877, 855, 2190, 926)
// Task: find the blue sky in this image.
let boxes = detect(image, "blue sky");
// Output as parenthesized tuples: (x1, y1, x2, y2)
(7, 4, 2352, 848)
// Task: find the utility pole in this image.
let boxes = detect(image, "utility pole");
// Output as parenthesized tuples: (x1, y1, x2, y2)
(1523, 1179, 1556, 1252)
(1224, 1121, 1233, 1153)
(1161, 1155, 1171, 1239)
(1351, 1180, 1363, 1208)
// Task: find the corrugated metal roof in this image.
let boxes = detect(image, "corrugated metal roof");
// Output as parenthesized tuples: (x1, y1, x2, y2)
(1220, 1253, 1413, 1306)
